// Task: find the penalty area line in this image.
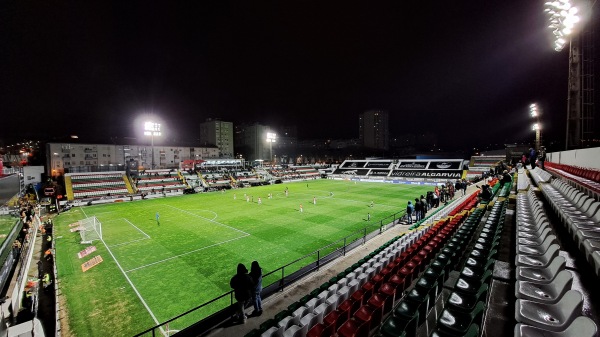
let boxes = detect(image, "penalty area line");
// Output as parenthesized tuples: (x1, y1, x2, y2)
(125, 234, 250, 273)
(78, 207, 166, 334)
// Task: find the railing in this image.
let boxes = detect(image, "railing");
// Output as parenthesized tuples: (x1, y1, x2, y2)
(132, 209, 408, 337)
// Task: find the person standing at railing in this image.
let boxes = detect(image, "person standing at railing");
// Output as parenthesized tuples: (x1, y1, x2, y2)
(406, 201, 414, 224)
(230, 263, 253, 324)
(250, 261, 263, 316)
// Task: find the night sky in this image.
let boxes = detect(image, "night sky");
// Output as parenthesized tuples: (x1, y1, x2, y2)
(0, 1, 590, 149)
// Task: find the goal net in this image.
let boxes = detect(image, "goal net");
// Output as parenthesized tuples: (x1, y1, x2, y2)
(79, 216, 102, 244)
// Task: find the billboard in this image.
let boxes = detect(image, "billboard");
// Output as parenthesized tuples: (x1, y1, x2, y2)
(390, 170, 463, 179)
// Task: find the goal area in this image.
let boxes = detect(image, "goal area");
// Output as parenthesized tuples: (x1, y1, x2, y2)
(79, 217, 102, 244)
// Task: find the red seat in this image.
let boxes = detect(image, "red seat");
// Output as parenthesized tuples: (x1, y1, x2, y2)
(378, 283, 397, 313)
(388, 274, 407, 292)
(371, 272, 385, 292)
(365, 293, 386, 324)
(350, 289, 366, 314)
(308, 322, 334, 337)
(337, 318, 369, 337)
(360, 281, 375, 302)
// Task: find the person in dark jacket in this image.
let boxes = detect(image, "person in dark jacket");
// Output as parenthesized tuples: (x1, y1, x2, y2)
(230, 263, 253, 323)
(250, 261, 263, 316)
(414, 198, 422, 221)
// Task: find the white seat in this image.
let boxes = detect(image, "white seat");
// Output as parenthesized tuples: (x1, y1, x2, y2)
(515, 316, 597, 337)
(516, 256, 566, 284)
(515, 289, 583, 332)
(516, 270, 573, 304)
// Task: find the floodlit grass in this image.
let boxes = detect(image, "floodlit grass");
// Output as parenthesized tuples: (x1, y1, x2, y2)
(54, 179, 431, 336)
(0, 216, 19, 247)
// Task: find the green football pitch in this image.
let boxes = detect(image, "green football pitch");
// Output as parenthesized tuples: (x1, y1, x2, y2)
(54, 179, 431, 336)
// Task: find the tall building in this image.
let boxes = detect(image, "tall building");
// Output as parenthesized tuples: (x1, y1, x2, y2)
(47, 142, 218, 176)
(359, 110, 389, 150)
(199, 119, 234, 158)
(234, 123, 275, 162)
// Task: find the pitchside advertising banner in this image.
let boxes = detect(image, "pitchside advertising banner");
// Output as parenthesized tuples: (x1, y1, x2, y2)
(334, 168, 370, 176)
(390, 170, 463, 179)
(396, 160, 463, 170)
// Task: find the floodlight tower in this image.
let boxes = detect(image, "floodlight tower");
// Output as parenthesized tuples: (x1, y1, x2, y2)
(144, 122, 161, 169)
(530, 104, 542, 151)
(266, 132, 277, 164)
(544, 0, 594, 149)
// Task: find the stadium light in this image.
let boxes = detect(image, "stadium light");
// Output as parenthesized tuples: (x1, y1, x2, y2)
(266, 132, 276, 164)
(144, 122, 161, 169)
(543, 0, 581, 51)
(529, 103, 542, 151)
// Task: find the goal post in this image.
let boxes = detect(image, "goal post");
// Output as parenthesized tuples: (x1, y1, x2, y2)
(80, 216, 102, 244)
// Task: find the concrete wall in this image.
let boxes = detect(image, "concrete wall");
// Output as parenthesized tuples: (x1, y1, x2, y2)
(547, 147, 600, 169)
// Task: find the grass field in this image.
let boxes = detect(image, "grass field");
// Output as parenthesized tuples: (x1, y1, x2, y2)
(0, 216, 19, 247)
(54, 179, 431, 336)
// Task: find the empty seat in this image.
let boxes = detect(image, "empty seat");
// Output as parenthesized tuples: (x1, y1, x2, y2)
(515, 289, 583, 332)
(516, 270, 573, 304)
(516, 256, 566, 284)
(515, 316, 598, 337)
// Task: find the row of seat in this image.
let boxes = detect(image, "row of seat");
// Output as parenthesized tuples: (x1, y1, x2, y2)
(378, 180, 509, 337)
(254, 213, 466, 337)
(70, 173, 124, 180)
(531, 168, 600, 278)
(544, 162, 600, 200)
(427, 200, 506, 337)
(72, 180, 126, 188)
(448, 192, 480, 217)
(514, 174, 597, 337)
(243, 187, 483, 337)
(73, 188, 129, 198)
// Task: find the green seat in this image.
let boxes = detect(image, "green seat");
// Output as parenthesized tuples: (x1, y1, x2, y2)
(379, 315, 413, 337)
(287, 301, 301, 313)
(415, 276, 439, 310)
(404, 287, 430, 325)
(259, 318, 276, 331)
(243, 329, 261, 337)
(298, 294, 311, 306)
(454, 271, 491, 295)
(460, 262, 493, 281)
(437, 302, 484, 336)
(446, 283, 488, 313)
(274, 309, 290, 323)
(430, 323, 479, 337)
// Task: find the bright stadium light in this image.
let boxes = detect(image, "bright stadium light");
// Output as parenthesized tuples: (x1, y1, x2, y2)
(266, 132, 276, 164)
(144, 121, 161, 169)
(543, 0, 581, 51)
(529, 103, 543, 151)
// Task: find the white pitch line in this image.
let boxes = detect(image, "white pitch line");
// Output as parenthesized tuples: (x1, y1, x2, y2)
(78, 207, 165, 334)
(125, 234, 249, 273)
(165, 205, 250, 236)
(123, 218, 151, 239)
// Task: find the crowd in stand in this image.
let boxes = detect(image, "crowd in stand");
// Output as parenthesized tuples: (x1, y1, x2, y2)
(405, 179, 470, 224)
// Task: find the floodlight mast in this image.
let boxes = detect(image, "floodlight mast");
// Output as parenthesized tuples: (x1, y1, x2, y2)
(530, 103, 542, 151)
(144, 122, 161, 169)
(544, 0, 594, 150)
(266, 132, 276, 164)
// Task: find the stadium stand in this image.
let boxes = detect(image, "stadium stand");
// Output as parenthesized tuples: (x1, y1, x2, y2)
(67, 172, 131, 199)
(543, 162, 600, 200)
(135, 169, 188, 193)
(514, 169, 598, 336)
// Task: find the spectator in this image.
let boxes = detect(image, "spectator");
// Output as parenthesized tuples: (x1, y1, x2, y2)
(406, 201, 414, 224)
(479, 185, 492, 203)
(538, 146, 546, 170)
(529, 148, 537, 169)
(420, 195, 427, 218)
(414, 198, 422, 222)
(229, 263, 253, 324)
(250, 261, 263, 316)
